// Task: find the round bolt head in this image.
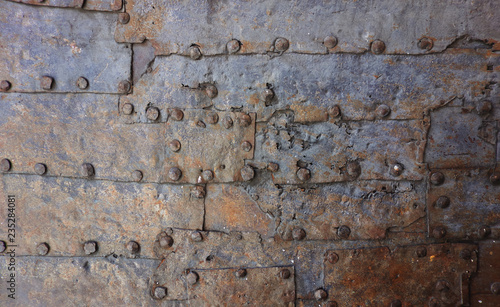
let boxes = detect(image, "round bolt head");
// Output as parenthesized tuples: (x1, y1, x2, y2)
(338, 225, 351, 239)
(0, 80, 12, 92)
(168, 167, 182, 181)
(418, 37, 434, 50)
(188, 45, 202, 60)
(241, 141, 253, 152)
(118, 12, 130, 24)
(296, 168, 311, 181)
(204, 84, 218, 99)
(346, 161, 361, 178)
(370, 39, 386, 54)
(434, 196, 450, 209)
(153, 286, 167, 299)
(186, 271, 199, 285)
(235, 268, 247, 278)
(206, 112, 219, 124)
(81, 163, 95, 177)
(477, 100, 493, 115)
(0, 240, 6, 253)
(416, 246, 427, 258)
(146, 106, 160, 121)
(118, 80, 131, 93)
(191, 186, 206, 199)
(222, 115, 233, 129)
(326, 251, 339, 264)
(132, 170, 143, 182)
(390, 163, 404, 176)
(227, 39, 241, 53)
(41, 76, 54, 90)
(490, 172, 500, 184)
(432, 226, 447, 239)
(34, 163, 47, 175)
(170, 108, 184, 121)
(328, 105, 341, 118)
(83, 241, 98, 255)
(460, 249, 472, 261)
(430, 172, 445, 186)
(324, 36, 338, 49)
(478, 225, 491, 238)
(159, 235, 173, 248)
(274, 37, 290, 52)
(261, 88, 275, 105)
(240, 165, 255, 181)
(491, 282, 500, 295)
(37, 242, 50, 256)
(267, 162, 279, 172)
(190, 231, 203, 242)
(122, 103, 134, 115)
(196, 120, 206, 128)
(314, 289, 328, 301)
(279, 268, 291, 279)
(169, 139, 181, 152)
(76, 77, 89, 90)
(238, 114, 252, 127)
(292, 228, 306, 241)
(390, 299, 402, 307)
(126, 241, 140, 253)
(376, 104, 391, 118)
(0, 158, 11, 172)
(202, 169, 214, 181)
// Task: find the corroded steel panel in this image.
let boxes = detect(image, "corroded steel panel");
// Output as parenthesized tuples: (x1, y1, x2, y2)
(471, 242, 500, 306)
(6, 0, 122, 11)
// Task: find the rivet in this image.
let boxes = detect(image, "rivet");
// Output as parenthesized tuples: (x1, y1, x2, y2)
(186, 271, 199, 285)
(240, 165, 255, 181)
(376, 104, 391, 118)
(37, 242, 50, 256)
(238, 114, 252, 127)
(189, 45, 202, 60)
(204, 84, 218, 99)
(222, 115, 233, 129)
(153, 286, 167, 299)
(324, 36, 338, 49)
(434, 196, 450, 209)
(328, 105, 341, 118)
(430, 172, 445, 186)
(267, 162, 279, 172)
(118, 12, 130, 24)
(418, 37, 433, 51)
(227, 39, 241, 53)
(390, 299, 402, 307)
(76, 77, 89, 90)
(370, 39, 386, 54)
(190, 231, 203, 242)
(146, 106, 160, 121)
(34, 163, 47, 175)
(0, 240, 6, 253)
(235, 268, 247, 278)
(314, 288, 328, 301)
(346, 161, 361, 178)
(168, 167, 182, 181)
(191, 186, 206, 198)
(159, 234, 174, 248)
(164, 228, 173, 235)
(478, 225, 491, 238)
(126, 241, 140, 253)
(338, 225, 351, 239)
(460, 249, 472, 260)
(122, 103, 134, 115)
(118, 80, 131, 93)
(292, 228, 306, 241)
(477, 100, 493, 115)
(274, 37, 290, 52)
(325, 251, 339, 264)
(41, 76, 54, 90)
(435, 280, 450, 292)
(241, 141, 253, 152)
(416, 246, 427, 258)
(132, 170, 143, 182)
(296, 168, 311, 181)
(390, 163, 404, 176)
(83, 241, 98, 255)
(81, 163, 95, 177)
(279, 268, 291, 279)
(169, 139, 181, 152)
(206, 112, 219, 124)
(429, 298, 441, 307)
(196, 120, 206, 128)
(491, 282, 500, 295)
(0, 80, 12, 92)
(261, 88, 275, 105)
(202, 170, 214, 181)
(170, 108, 184, 121)
(490, 172, 500, 184)
(432, 226, 447, 239)
(0, 158, 11, 172)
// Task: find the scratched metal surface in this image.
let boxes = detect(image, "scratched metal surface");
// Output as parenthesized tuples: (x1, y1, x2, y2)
(0, 0, 499, 305)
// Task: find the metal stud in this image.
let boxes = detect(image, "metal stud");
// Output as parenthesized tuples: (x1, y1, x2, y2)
(0, 80, 12, 92)
(76, 77, 89, 90)
(227, 39, 241, 53)
(81, 163, 95, 177)
(146, 106, 160, 121)
(126, 241, 140, 253)
(34, 163, 47, 175)
(292, 228, 306, 241)
(324, 36, 338, 49)
(0, 158, 11, 172)
(338, 225, 351, 239)
(122, 103, 134, 115)
(370, 39, 386, 54)
(37, 242, 50, 256)
(188, 45, 202, 60)
(240, 165, 255, 181)
(274, 37, 289, 52)
(168, 167, 182, 181)
(83, 241, 98, 255)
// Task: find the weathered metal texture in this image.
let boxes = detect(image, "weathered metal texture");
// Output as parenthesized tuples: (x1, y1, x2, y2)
(120, 51, 498, 122)
(0, 1, 131, 93)
(324, 243, 478, 306)
(114, 0, 500, 55)
(471, 242, 500, 306)
(6, 0, 122, 11)
(428, 169, 500, 240)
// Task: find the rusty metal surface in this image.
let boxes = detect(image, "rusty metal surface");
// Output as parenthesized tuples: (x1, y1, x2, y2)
(6, 0, 122, 11)
(471, 242, 500, 306)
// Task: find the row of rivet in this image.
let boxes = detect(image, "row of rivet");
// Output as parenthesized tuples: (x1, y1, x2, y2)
(0, 240, 140, 256)
(0, 77, 131, 93)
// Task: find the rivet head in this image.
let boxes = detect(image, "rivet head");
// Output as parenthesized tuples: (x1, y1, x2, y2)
(324, 36, 338, 49)
(434, 196, 450, 209)
(416, 246, 427, 258)
(490, 172, 500, 184)
(191, 186, 206, 198)
(169, 139, 181, 152)
(37, 242, 50, 256)
(390, 299, 402, 307)
(376, 104, 391, 118)
(227, 39, 241, 53)
(118, 80, 131, 93)
(460, 249, 472, 260)
(126, 241, 140, 253)
(261, 88, 275, 105)
(146, 106, 160, 121)
(168, 167, 182, 181)
(0, 80, 12, 92)
(370, 39, 386, 54)
(222, 115, 233, 129)
(325, 251, 339, 264)
(159, 234, 174, 248)
(435, 280, 450, 292)
(132, 170, 143, 182)
(83, 241, 98, 255)
(204, 84, 218, 99)
(118, 12, 130, 24)
(206, 112, 219, 124)
(478, 225, 491, 238)
(346, 161, 361, 178)
(390, 163, 404, 176)
(238, 114, 252, 127)
(296, 168, 311, 181)
(491, 282, 500, 295)
(235, 268, 247, 278)
(76, 77, 89, 90)
(190, 231, 203, 242)
(477, 100, 493, 115)
(170, 108, 184, 121)
(279, 268, 291, 279)
(338, 225, 351, 239)
(328, 105, 341, 118)
(241, 141, 253, 152)
(122, 103, 134, 115)
(153, 286, 167, 299)
(292, 228, 306, 241)
(314, 289, 328, 301)
(418, 37, 434, 50)
(267, 162, 279, 172)
(274, 37, 290, 52)
(240, 165, 255, 181)
(81, 163, 95, 177)
(186, 271, 199, 285)
(0, 158, 11, 172)
(189, 45, 202, 60)
(202, 170, 214, 181)
(196, 120, 206, 128)
(430, 172, 445, 186)
(41, 76, 54, 90)
(0, 240, 6, 253)
(34, 163, 47, 175)
(432, 226, 447, 239)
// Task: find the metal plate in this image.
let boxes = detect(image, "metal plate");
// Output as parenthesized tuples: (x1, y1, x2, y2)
(324, 243, 478, 306)
(120, 51, 498, 122)
(428, 169, 500, 240)
(471, 242, 500, 307)
(0, 1, 131, 93)
(115, 0, 500, 55)
(6, 0, 122, 11)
